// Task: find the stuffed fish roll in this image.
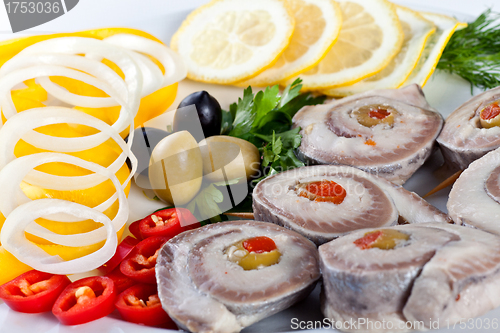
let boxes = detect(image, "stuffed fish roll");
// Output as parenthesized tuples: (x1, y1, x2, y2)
(437, 86, 500, 169)
(293, 84, 443, 184)
(156, 220, 320, 333)
(253, 165, 450, 245)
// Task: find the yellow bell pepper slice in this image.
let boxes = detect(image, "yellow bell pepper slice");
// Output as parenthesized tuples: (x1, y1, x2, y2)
(0, 246, 32, 285)
(0, 27, 180, 278)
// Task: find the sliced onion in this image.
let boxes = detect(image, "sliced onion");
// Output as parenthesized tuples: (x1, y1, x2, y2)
(0, 198, 118, 275)
(0, 152, 128, 245)
(0, 34, 186, 275)
(103, 34, 187, 88)
(0, 64, 132, 133)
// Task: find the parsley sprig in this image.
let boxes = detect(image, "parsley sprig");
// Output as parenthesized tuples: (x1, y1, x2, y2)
(223, 78, 325, 179)
(186, 79, 325, 222)
(437, 9, 500, 91)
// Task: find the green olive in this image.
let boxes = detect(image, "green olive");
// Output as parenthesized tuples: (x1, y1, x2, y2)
(149, 131, 203, 205)
(199, 136, 261, 182)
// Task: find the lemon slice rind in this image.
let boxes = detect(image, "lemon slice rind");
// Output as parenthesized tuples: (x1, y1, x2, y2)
(323, 5, 435, 97)
(291, 0, 404, 91)
(237, 0, 342, 87)
(402, 12, 467, 87)
(171, 0, 295, 84)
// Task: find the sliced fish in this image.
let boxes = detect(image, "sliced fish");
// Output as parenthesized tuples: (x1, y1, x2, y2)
(437, 86, 500, 169)
(156, 220, 320, 333)
(404, 223, 500, 329)
(447, 147, 500, 234)
(293, 84, 443, 184)
(319, 224, 458, 332)
(319, 223, 500, 332)
(253, 165, 450, 245)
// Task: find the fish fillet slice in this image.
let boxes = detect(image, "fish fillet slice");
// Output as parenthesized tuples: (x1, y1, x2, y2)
(253, 165, 450, 245)
(293, 84, 443, 184)
(447, 147, 500, 235)
(437, 86, 500, 170)
(156, 221, 319, 333)
(319, 224, 458, 332)
(404, 223, 500, 329)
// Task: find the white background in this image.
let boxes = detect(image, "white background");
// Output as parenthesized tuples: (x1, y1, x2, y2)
(0, 0, 499, 42)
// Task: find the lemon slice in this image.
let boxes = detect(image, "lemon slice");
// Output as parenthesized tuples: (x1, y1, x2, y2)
(288, 0, 403, 91)
(323, 5, 435, 97)
(236, 0, 342, 87)
(402, 12, 467, 87)
(171, 0, 295, 84)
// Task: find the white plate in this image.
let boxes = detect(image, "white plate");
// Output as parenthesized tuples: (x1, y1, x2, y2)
(1, 1, 498, 332)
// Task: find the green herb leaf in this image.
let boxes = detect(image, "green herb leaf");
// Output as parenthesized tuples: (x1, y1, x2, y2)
(279, 78, 303, 108)
(252, 85, 281, 128)
(186, 183, 223, 221)
(228, 86, 255, 137)
(437, 9, 500, 91)
(227, 78, 324, 185)
(220, 109, 233, 135)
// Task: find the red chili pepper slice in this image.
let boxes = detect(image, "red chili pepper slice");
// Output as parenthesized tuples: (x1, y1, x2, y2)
(128, 220, 143, 240)
(242, 236, 277, 253)
(98, 236, 140, 275)
(105, 267, 137, 294)
(115, 284, 176, 328)
(120, 236, 169, 284)
(139, 208, 200, 239)
(52, 276, 116, 325)
(0, 270, 71, 313)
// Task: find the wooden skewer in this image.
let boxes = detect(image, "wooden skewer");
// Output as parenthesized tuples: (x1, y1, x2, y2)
(423, 170, 463, 198)
(224, 212, 255, 219)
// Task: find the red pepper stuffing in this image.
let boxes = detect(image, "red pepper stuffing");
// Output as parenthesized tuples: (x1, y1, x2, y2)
(242, 236, 277, 253)
(354, 231, 383, 250)
(369, 108, 390, 119)
(52, 276, 116, 325)
(299, 180, 347, 204)
(115, 284, 176, 328)
(120, 236, 169, 284)
(98, 236, 140, 274)
(0, 270, 71, 313)
(139, 208, 200, 239)
(481, 102, 500, 120)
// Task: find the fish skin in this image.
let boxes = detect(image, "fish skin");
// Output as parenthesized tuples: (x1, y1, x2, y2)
(437, 86, 500, 170)
(403, 223, 500, 329)
(447, 147, 500, 235)
(293, 84, 443, 185)
(156, 221, 320, 333)
(319, 225, 459, 333)
(253, 165, 450, 245)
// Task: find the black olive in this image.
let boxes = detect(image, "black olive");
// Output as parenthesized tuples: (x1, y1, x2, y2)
(124, 127, 170, 176)
(173, 91, 222, 142)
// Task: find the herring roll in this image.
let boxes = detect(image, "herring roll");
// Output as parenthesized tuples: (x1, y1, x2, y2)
(293, 84, 443, 184)
(319, 225, 458, 332)
(447, 147, 500, 234)
(156, 221, 320, 333)
(319, 223, 500, 332)
(253, 165, 450, 245)
(437, 86, 500, 169)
